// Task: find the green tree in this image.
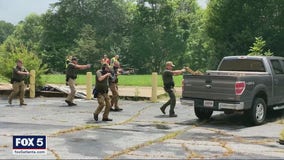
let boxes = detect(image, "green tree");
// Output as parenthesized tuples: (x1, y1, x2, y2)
(175, 0, 210, 71)
(0, 15, 48, 86)
(0, 21, 15, 44)
(3, 14, 43, 53)
(92, 0, 130, 54)
(128, 0, 192, 73)
(41, 0, 130, 72)
(74, 24, 99, 66)
(205, 0, 283, 68)
(41, 0, 97, 72)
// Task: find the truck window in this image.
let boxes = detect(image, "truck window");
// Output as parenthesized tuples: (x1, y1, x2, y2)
(270, 60, 284, 74)
(218, 59, 265, 72)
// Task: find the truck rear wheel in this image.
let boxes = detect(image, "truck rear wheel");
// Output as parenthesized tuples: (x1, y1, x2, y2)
(244, 98, 267, 125)
(194, 107, 213, 120)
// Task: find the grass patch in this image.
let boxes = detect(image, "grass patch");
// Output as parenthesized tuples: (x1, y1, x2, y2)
(41, 74, 183, 87)
(1, 74, 183, 87)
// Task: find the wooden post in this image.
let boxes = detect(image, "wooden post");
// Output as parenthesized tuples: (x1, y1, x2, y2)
(29, 70, 35, 98)
(134, 87, 139, 99)
(279, 128, 284, 145)
(86, 72, 92, 100)
(151, 72, 158, 102)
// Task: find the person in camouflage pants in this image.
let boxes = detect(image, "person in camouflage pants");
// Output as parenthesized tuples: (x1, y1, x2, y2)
(109, 65, 123, 112)
(93, 64, 113, 121)
(65, 57, 90, 106)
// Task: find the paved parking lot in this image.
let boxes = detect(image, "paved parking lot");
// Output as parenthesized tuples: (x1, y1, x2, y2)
(0, 97, 284, 159)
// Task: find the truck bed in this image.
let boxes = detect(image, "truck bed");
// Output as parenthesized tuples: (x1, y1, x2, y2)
(182, 71, 270, 102)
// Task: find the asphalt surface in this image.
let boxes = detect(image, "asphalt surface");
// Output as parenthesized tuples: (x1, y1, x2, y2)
(0, 97, 284, 159)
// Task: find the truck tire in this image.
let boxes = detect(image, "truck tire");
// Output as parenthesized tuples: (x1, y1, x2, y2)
(194, 107, 213, 120)
(244, 98, 267, 125)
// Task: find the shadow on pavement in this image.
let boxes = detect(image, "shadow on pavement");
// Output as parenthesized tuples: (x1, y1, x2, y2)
(175, 110, 284, 130)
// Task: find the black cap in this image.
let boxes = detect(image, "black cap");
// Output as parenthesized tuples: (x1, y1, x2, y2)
(71, 57, 78, 61)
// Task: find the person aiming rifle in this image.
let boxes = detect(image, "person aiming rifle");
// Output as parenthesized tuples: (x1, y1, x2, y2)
(160, 62, 203, 117)
(93, 63, 113, 121)
(160, 61, 187, 117)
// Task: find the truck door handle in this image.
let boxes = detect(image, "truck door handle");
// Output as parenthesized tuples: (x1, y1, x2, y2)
(205, 84, 212, 88)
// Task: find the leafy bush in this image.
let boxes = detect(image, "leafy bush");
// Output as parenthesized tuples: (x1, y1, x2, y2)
(248, 37, 273, 56)
(0, 46, 48, 87)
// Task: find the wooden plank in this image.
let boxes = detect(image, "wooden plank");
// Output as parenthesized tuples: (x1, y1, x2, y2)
(46, 84, 87, 99)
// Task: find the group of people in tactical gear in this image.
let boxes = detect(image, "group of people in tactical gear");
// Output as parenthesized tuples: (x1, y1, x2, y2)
(65, 54, 122, 121)
(8, 56, 187, 122)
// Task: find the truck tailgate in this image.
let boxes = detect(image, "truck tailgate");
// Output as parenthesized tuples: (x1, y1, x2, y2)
(182, 74, 238, 101)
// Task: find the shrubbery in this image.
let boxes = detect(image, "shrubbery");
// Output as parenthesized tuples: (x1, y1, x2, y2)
(0, 46, 48, 88)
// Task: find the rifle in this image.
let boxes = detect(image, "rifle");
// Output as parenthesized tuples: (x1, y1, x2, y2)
(184, 66, 203, 75)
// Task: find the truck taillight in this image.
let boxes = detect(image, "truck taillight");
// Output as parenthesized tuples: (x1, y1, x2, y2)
(235, 81, 246, 95)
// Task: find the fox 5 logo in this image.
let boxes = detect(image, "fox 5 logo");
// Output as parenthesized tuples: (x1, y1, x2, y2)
(13, 136, 46, 149)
